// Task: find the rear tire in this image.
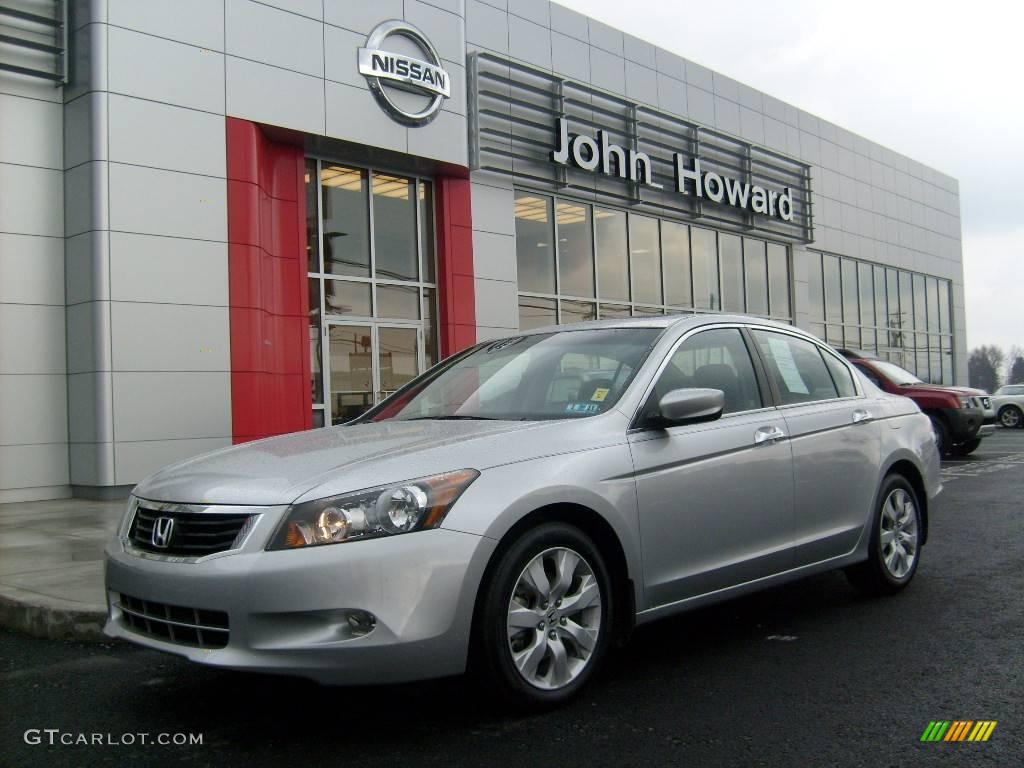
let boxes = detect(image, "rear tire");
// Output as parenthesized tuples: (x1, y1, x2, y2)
(999, 405, 1022, 429)
(928, 416, 950, 458)
(473, 523, 614, 710)
(950, 438, 981, 456)
(846, 474, 922, 596)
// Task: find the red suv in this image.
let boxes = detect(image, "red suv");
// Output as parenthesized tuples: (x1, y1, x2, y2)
(839, 349, 994, 457)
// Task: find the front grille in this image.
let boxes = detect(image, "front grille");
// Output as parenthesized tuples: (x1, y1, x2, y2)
(129, 506, 254, 556)
(118, 593, 229, 648)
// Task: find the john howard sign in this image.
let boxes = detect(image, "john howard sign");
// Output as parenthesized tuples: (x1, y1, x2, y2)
(551, 117, 795, 222)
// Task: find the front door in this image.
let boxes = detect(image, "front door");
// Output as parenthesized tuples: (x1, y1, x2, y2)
(325, 322, 424, 424)
(629, 327, 795, 608)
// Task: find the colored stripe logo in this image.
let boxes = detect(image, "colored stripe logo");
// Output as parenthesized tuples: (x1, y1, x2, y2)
(920, 721, 997, 742)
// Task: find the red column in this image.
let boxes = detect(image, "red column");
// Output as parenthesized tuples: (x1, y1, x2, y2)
(434, 176, 476, 357)
(225, 118, 312, 443)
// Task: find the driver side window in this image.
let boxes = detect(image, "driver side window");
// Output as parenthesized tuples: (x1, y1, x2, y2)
(651, 328, 763, 417)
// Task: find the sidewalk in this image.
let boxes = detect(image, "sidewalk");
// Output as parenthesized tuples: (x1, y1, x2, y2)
(0, 498, 124, 641)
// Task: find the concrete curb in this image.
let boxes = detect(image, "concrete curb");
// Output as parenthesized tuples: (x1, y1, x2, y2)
(0, 592, 112, 643)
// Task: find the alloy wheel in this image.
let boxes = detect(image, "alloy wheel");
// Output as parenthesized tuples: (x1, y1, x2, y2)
(506, 547, 602, 691)
(1000, 406, 1022, 428)
(879, 488, 919, 579)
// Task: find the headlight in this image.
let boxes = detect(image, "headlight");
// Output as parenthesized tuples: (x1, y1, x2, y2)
(961, 397, 973, 409)
(267, 469, 479, 550)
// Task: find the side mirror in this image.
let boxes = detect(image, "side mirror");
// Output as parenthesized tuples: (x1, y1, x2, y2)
(654, 388, 725, 427)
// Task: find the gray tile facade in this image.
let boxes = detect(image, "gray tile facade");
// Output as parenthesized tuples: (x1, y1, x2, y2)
(465, 1, 966, 384)
(0, 0, 965, 501)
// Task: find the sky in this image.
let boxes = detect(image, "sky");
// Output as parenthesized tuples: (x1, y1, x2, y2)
(560, 0, 1023, 355)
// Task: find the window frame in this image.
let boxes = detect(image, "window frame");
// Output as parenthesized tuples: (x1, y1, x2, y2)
(747, 326, 865, 409)
(629, 323, 775, 431)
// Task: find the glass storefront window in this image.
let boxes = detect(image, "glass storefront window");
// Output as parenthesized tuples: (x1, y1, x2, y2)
(514, 192, 792, 336)
(325, 279, 372, 317)
(841, 258, 858, 326)
(661, 221, 692, 308)
(321, 165, 370, 278)
(691, 227, 719, 311)
(308, 160, 437, 426)
(561, 300, 597, 324)
(595, 208, 629, 301)
(305, 158, 319, 273)
(743, 238, 768, 316)
(629, 215, 662, 305)
(377, 284, 419, 320)
(767, 243, 789, 318)
(858, 261, 873, 329)
(519, 296, 557, 329)
(823, 254, 842, 325)
(718, 233, 743, 312)
(556, 201, 594, 298)
(419, 182, 435, 284)
(811, 250, 954, 383)
(807, 251, 824, 322)
(514, 193, 556, 294)
(373, 174, 418, 281)
(599, 303, 631, 319)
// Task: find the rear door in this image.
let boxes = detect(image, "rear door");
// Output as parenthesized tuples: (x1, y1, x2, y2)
(749, 329, 880, 565)
(628, 327, 794, 607)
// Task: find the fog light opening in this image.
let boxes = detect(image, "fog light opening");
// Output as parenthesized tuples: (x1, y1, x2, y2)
(345, 610, 377, 638)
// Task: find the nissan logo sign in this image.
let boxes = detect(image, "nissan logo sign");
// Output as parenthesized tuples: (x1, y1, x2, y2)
(357, 20, 451, 126)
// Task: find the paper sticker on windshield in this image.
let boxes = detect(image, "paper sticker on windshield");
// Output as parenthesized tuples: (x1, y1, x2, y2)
(565, 403, 600, 414)
(590, 388, 610, 402)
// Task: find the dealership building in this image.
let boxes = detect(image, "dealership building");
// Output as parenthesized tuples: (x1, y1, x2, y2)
(0, 0, 966, 502)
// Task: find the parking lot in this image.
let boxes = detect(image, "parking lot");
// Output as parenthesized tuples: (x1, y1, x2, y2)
(3, 429, 1021, 768)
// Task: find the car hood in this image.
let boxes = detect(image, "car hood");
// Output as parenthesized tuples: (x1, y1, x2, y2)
(897, 384, 985, 398)
(133, 417, 625, 506)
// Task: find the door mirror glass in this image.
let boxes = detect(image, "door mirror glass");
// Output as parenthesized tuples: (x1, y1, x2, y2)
(656, 388, 724, 426)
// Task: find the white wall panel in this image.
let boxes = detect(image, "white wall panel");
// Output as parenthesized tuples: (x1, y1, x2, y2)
(108, 0, 225, 51)
(111, 302, 230, 372)
(0, 234, 64, 305)
(226, 56, 325, 135)
(112, 371, 231, 442)
(109, 233, 228, 306)
(226, 0, 324, 77)
(108, 26, 225, 113)
(109, 164, 227, 241)
(108, 96, 226, 177)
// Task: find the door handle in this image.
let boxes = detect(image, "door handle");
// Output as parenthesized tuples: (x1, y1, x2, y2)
(852, 409, 873, 425)
(754, 426, 787, 445)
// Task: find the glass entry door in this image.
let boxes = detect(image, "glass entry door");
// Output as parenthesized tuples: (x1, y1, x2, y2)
(326, 322, 423, 424)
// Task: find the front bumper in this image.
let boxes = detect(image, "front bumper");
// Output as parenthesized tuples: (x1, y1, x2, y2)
(943, 406, 983, 443)
(104, 524, 496, 684)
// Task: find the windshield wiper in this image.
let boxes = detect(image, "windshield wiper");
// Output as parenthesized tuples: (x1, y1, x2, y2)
(403, 415, 503, 421)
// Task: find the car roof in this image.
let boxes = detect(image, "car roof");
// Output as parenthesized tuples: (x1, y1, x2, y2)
(515, 313, 802, 337)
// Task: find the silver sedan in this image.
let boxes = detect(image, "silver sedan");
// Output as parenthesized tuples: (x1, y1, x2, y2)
(104, 315, 941, 707)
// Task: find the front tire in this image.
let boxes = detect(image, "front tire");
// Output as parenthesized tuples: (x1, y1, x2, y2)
(950, 438, 981, 456)
(928, 416, 950, 458)
(846, 475, 922, 595)
(999, 405, 1023, 429)
(474, 523, 614, 709)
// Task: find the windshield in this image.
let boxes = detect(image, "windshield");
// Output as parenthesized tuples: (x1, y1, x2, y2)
(869, 359, 923, 385)
(360, 328, 662, 422)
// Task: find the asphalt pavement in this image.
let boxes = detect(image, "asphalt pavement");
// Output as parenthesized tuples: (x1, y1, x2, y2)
(2, 430, 1022, 768)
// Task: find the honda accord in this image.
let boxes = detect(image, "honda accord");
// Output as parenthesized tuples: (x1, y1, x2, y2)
(104, 315, 940, 707)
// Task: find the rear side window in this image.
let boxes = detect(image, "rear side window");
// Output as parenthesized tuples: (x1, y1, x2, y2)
(752, 330, 838, 405)
(822, 352, 858, 397)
